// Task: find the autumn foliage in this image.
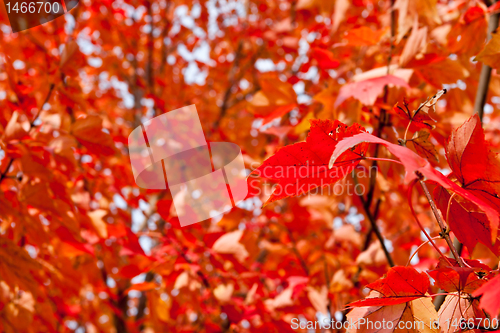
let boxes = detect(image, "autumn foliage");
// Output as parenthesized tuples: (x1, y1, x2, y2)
(2, 0, 500, 332)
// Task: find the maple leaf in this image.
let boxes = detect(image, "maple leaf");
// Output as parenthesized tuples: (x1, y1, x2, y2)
(344, 26, 389, 46)
(434, 187, 500, 255)
(3, 111, 29, 142)
(329, 132, 500, 243)
(253, 119, 367, 204)
(348, 267, 430, 307)
(310, 47, 340, 70)
(446, 114, 500, 202)
(248, 74, 297, 118)
(399, 18, 428, 67)
(448, 6, 488, 57)
(472, 274, 500, 317)
(427, 267, 486, 294)
(5, 0, 500, 331)
(211, 230, 249, 262)
(335, 75, 410, 107)
(410, 130, 439, 162)
(0, 237, 43, 297)
(395, 89, 446, 129)
(434, 114, 500, 252)
(438, 293, 486, 333)
(347, 292, 438, 333)
(409, 55, 469, 88)
(71, 115, 116, 156)
(474, 32, 500, 69)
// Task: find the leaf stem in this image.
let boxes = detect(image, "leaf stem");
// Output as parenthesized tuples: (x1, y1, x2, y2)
(407, 180, 452, 266)
(363, 157, 404, 165)
(30, 83, 55, 127)
(403, 119, 412, 142)
(406, 236, 442, 267)
(418, 179, 465, 267)
(445, 192, 457, 226)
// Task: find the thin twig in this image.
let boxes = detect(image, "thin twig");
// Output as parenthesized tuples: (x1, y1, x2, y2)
(354, 1, 397, 267)
(418, 179, 464, 267)
(286, 227, 310, 276)
(30, 83, 55, 127)
(353, 173, 395, 267)
(159, 0, 172, 76)
(212, 40, 244, 131)
(135, 271, 155, 320)
(407, 180, 451, 265)
(474, 5, 500, 119)
(406, 236, 442, 266)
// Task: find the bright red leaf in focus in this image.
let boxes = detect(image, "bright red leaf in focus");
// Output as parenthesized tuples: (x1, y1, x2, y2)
(348, 267, 430, 307)
(253, 119, 366, 204)
(472, 274, 500, 317)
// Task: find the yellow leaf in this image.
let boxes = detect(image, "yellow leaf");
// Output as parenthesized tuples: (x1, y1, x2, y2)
(411, 130, 439, 163)
(248, 74, 297, 117)
(411, 298, 439, 333)
(3, 111, 29, 142)
(212, 230, 249, 262)
(475, 32, 500, 69)
(88, 209, 108, 238)
(150, 291, 171, 323)
(399, 19, 428, 67)
(294, 111, 314, 134)
(306, 286, 328, 316)
(313, 85, 337, 119)
(214, 283, 234, 303)
(345, 26, 389, 46)
(347, 292, 439, 333)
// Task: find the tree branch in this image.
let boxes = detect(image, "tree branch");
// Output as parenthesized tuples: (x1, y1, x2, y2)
(474, 5, 499, 119)
(135, 271, 155, 321)
(353, 174, 395, 267)
(286, 228, 310, 276)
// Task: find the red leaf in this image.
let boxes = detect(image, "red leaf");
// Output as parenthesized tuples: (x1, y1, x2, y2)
(434, 187, 500, 255)
(436, 114, 500, 251)
(335, 75, 410, 107)
(310, 47, 340, 70)
(428, 267, 486, 293)
(71, 116, 116, 156)
(261, 104, 297, 125)
(394, 89, 446, 129)
(472, 274, 500, 317)
(464, 6, 485, 23)
(348, 266, 430, 307)
(329, 132, 499, 244)
(253, 119, 367, 204)
(445, 114, 500, 210)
